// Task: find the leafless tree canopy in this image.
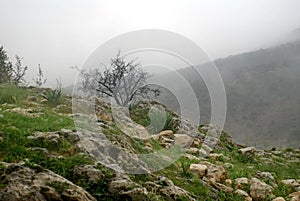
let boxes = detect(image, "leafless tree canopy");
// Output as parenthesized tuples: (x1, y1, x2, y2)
(76, 52, 160, 106)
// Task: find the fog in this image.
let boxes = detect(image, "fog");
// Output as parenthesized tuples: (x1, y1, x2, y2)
(0, 0, 300, 87)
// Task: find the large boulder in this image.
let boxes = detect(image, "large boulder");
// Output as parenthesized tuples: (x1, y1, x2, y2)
(0, 162, 96, 201)
(250, 177, 274, 200)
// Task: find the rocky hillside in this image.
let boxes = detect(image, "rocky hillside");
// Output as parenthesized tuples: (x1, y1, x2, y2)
(0, 85, 299, 201)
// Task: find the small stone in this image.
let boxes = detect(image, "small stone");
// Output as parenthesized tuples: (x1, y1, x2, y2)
(272, 197, 286, 201)
(239, 147, 256, 156)
(235, 177, 249, 190)
(158, 130, 174, 139)
(192, 138, 201, 147)
(209, 179, 233, 193)
(224, 163, 234, 169)
(174, 134, 193, 147)
(206, 165, 227, 183)
(282, 179, 300, 188)
(189, 164, 207, 178)
(234, 189, 252, 201)
(225, 179, 232, 186)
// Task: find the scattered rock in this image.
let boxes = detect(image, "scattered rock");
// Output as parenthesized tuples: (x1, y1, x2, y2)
(157, 130, 174, 140)
(239, 147, 256, 156)
(6, 107, 40, 117)
(255, 171, 277, 188)
(73, 165, 105, 182)
(27, 132, 61, 148)
(250, 177, 274, 200)
(282, 179, 300, 188)
(234, 189, 252, 201)
(192, 138, 201, 147)
(272, 197, 286, 201)
(174, 134, 193, 147)
(29, 147, 49, 155)
(209, 178, 233, 193)
(289, 192, 300, 201)
(225, 179, 232, 187)
(187, 147, 200, 154)
(208, 153, 224, 160)
(224, 163, 234, 169)
(189, 164, 207, 178)
(206, 165, 227, 183)
(157, 177, 196, 201)
(235, 177, 249, 190)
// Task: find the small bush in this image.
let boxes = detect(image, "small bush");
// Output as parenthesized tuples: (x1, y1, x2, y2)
(42, 88, 62, 106)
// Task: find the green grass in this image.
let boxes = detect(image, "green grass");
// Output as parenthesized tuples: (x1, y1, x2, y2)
(0, 84, 30, 104)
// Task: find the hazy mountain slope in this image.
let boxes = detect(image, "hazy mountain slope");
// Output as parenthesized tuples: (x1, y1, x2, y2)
(168, 41, 300, 149)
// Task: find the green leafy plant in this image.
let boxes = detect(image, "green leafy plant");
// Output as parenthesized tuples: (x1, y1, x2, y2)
(42, 79, 63, 106)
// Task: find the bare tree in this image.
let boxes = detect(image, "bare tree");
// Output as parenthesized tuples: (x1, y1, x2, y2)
(75, 52, 159, 106)
(11, 55, 28, 85)
(33, 64, 47, 87)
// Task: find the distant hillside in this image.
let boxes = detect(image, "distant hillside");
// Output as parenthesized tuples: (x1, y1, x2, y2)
(161, 40, 300, 149)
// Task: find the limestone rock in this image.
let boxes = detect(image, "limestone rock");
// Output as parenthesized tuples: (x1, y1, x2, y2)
(225, 179, 232, 187)
(0, 162, 96, 201)
(174, 134, 193, 147)
(234, 189, 252, 201)
(289, 192, 300, 201)
(272, 197, 286, 201)
(206, 165, 227, 183)
(208, 153, 224, 160)
(189, 164, 207, 178)
(235, 177, 249, 190)
(72, 165, 105, 182)
(209, 178, 233, 193)
(108, 174, 148, 201)
(7, 107, 40, 117)
(250, 177, 274, 200)
(157, 177, 196, 201)
(255, 172, 277, 188)
(282, 179, 300, 188)
(239, 147, 256, 156)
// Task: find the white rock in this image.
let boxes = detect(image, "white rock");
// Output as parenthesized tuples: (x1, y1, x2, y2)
(189, 164, 207, 178)
(239, 147, 256, 156)
(174, 134, 193, 147)
(282, 179, 300, 188)
(250, 178, 274, 200)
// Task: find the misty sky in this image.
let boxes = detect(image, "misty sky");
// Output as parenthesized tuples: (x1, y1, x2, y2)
(0, 0, 300, 87)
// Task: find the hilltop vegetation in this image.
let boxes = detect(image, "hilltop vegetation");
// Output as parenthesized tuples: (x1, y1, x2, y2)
(0, 85, 299, 201)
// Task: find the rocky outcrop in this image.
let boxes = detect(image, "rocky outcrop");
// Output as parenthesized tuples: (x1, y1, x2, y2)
(0, 162, 96, 201)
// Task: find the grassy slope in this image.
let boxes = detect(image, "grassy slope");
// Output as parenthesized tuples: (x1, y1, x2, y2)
(0, 85, 299, 201)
